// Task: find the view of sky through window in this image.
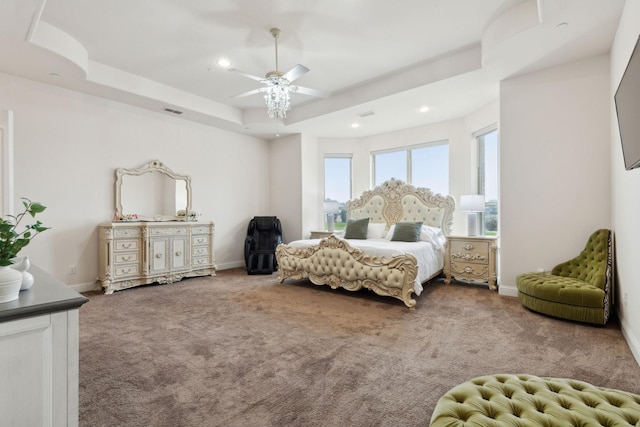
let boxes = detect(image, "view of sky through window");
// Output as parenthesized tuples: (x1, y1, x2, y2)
(324, 157, 351, 204)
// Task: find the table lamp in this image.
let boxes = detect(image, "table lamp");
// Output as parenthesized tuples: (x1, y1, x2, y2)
(459, 195, 485, 236)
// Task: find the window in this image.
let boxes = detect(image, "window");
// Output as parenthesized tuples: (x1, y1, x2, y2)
(373, 142, 449, 195)
(476, 128, 499, 236)
(324, 156, 352, 231)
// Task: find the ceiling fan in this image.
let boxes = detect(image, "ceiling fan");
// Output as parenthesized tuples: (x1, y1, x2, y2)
(229, 28, 330, 119)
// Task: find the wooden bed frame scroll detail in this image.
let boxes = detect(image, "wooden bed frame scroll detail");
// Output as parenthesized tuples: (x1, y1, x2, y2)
(276, 235, 419, 307)
(275, 179, 455, 308)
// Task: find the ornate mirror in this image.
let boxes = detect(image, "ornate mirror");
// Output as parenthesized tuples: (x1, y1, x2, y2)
(114, 160, 192, 221)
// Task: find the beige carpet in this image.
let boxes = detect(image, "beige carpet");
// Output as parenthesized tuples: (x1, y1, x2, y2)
(79, 269, 640, 427)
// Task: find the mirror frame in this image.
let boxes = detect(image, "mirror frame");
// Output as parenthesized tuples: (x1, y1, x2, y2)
(114, 159, 192, 221)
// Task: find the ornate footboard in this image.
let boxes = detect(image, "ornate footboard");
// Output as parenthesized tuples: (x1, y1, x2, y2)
(275, 236, 419, 308)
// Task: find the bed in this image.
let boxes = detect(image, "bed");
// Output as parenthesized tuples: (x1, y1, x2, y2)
(275, 179, 455, 308)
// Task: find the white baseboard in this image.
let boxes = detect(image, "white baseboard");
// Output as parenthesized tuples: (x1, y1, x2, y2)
(617, 308, 640, 367)
(71, 282, 101, 293)
(499, 285, 518, 297)
(215, 260, 244, 270)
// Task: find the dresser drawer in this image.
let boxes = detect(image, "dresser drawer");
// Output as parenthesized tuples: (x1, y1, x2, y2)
(114, 264, 139, 277)
(192, 235, 209, 245)
(115, 240, 139, 251)
(115, 252, 138, 264)
(114, 228, 140, 238)
(450, 240, 489, 265)
(450, 261, 489, 277)
(192, 226, 211, 235)
(192, 246, 209, 257)
(149, 227, 188, 236)
(192, 257, 211, 267)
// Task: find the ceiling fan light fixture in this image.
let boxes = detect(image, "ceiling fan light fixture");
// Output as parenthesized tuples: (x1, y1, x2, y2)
(228, 27, 328, 124)
(265, 84, 291, 119)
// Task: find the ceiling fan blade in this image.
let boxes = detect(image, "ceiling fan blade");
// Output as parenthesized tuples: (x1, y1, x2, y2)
(228, 68, 265, 82)
(293, 85, 331, 98)
(230, 88, 265, 99)
(282, 64, 309, 82)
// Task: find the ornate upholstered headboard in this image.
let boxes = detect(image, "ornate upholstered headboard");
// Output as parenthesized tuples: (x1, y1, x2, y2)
(345, 179, 455, 235)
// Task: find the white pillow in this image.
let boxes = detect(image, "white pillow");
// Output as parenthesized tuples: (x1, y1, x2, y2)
(367, 222, 387, 239)
(420, 225, 445, 249)
(385, 224, 396, 240)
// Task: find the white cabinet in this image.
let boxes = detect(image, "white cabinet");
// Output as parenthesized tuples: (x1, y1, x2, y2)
(98, 221, 215, 294)
(0, 265, 87, 427)
(148, 226, 189, 278)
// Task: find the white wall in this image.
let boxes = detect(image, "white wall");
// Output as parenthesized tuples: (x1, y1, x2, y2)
(300, 134, 320, 238)
(499, 55, 611, 296)
(269, 134, 303, 242)
(610, 0, 640, 364)
(0, 72, 270, 287)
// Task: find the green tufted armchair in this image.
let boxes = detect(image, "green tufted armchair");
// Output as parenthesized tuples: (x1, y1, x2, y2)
(516, 229, 612, 325)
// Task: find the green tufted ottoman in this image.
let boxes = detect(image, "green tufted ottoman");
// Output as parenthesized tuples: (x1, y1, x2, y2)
(429, 374, 640, 426)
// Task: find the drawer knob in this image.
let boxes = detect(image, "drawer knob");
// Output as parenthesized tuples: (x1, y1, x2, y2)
(175, 251, 182, 256)
(155, 253, 163, 259)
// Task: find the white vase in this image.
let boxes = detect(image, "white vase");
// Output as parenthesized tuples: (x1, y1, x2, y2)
(11, 256, 34, 291)
(0, 265, 23, 303)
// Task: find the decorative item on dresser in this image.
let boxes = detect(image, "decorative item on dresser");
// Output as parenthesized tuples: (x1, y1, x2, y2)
(444, 235, 498, 290)
(98, 160, 215, 294)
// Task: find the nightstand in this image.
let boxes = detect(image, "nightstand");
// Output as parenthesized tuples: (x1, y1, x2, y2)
(309, 230, 334, 239)
(444, 235, 498, 290)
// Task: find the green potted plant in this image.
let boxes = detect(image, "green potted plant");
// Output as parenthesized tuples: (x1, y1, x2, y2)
(0, 198, 49, 303)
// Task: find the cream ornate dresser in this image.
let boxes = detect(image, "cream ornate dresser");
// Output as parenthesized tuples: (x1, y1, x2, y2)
(98, 221, 215, 294)
(98, 159, 215, 294)
(444, 235, 498, 290)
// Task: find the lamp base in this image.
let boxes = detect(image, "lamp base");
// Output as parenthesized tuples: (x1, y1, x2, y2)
(467, 213, 479, 236)
(327, 213, 335, 232)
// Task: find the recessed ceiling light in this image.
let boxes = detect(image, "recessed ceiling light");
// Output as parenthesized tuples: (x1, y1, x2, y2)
(556, 22, 568, 29)
(216, 58, 232, 68)
(351, 122, 360, 128)
(419, 105, 429, 113)
(49, 73, 60, 78)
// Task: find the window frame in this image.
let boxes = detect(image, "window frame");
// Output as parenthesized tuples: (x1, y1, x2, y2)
(371, 140, 449, 190)
(473, 125, 499, 236)
(323, 154, 353, 231)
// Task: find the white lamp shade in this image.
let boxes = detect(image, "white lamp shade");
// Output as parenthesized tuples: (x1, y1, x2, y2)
(459, 195, 485, 212)
(323, 200, 340, 214)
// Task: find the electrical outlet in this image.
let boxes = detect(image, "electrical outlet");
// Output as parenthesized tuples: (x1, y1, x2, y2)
(624, 292, 628, 307)
(69, 265, 77, 275)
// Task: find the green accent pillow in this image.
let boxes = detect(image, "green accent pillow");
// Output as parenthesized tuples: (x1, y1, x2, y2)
(344, 218, 369, 239)
(391, 221, 423, 242)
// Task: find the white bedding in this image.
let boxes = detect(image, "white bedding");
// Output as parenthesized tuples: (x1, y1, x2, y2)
(287, 237, 445, 296)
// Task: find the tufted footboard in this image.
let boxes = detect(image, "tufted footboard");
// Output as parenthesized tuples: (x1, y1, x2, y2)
(275, 236, 419, 308)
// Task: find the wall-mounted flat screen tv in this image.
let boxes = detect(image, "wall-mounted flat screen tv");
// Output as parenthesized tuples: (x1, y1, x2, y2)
(615, 34, 640, 171)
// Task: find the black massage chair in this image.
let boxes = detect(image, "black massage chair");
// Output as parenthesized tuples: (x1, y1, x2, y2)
(244, 216, 282, 275)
